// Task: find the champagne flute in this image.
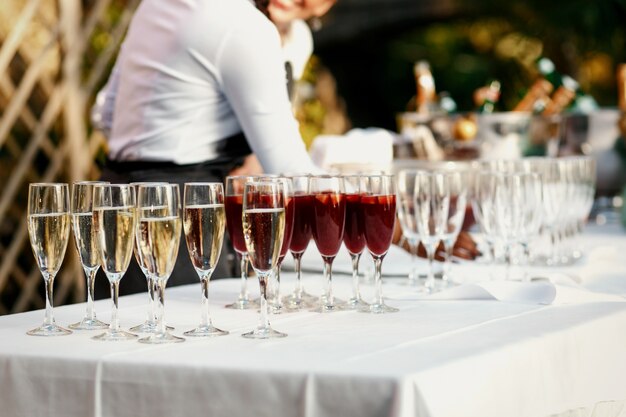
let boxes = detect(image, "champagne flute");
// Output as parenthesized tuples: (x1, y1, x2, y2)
(225, 176, 259, 309)
(440, 171, 467, 287)
(242, 181, 287, 338)
(414, 172, 450, 292)
(310, 175, 346, 313)
(128, 182, 173, 333)
(361, 174, 399, 313)
(183, 182, 228, 337)
(396, 170, 425, 289)
(92, 184, 138, 341)
(136, 184, 184, 344)
(342, 174, 369, 309)
(26, 183, 72, 336)
(69, 181, 109, 330)
(283, 175, 316, 309)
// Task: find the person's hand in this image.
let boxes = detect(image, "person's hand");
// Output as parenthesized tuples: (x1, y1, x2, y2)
(228, 154, 264, 177)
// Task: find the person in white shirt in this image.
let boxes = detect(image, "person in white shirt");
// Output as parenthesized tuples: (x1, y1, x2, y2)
(93, 0, 336, 294)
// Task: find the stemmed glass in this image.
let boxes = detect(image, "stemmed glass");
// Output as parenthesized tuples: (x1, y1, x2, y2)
(440, 171, 467, 287)
(69, 181, 110, 330)
(224, 176, 258, 309)
(26, 183, 72, 336)
(128, 182, 173, 333)
(396, 170, 425, 288)
(242, 181, 287, 338)
(283, 175, 316, 309)
(342, 174, 369, 309)
(183, 182, 228, 337)
(493, 173, 525, 280)
(136, 184, 184, 344)
(471, 170, 500, 270)
(310, 175, 346, 313)
(361, 174, 399, 313)
(414, 171, 450, 292)
(92, 184, 138, 341)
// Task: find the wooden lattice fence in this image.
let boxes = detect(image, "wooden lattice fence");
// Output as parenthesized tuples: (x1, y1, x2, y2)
(0, 0, 138, 314)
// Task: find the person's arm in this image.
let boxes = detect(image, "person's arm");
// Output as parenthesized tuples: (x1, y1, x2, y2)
(217, 15, 321, 175)
(91, 60, 121, 138)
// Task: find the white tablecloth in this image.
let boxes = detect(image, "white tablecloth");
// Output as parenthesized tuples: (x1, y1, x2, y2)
(1, 224, 625, 417)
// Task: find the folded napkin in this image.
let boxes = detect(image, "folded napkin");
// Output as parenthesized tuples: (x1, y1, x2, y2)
(386, 277, 625, 305)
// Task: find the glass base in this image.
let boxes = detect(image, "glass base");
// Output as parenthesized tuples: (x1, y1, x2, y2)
(282, 292, 317, 309)
(225, 297, 259, 310)
(92, 328, 138, 341)
(129, 321, 174, 333)
(69, 317, 109, 330)
(342, 297, 370, 310)
(242, 326, 287, 339)
(27, 323, 72, 336)
(183, 324, 229, 337)
(138, 331, 185, 344)
(360, 302, 399, 314)
(311, 299, 345, 313)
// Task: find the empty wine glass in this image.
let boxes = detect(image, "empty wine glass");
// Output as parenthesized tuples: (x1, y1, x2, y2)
(128, 182, 173, 333)
(283, 175, 316, 309)
(414, 171, 450, 292)
(310, 175, 346, 313)
(136, 184, 184, 344)
(242, 181, 287, 338)
(92, 184, 138, 341)
(396, 170, 425, 288)
(183, 182, 228, 337)
(26, 183, 72, 336)
(342, 174, 369, 309)
(440, 171, 467, 287)
(361, 174, 399, 313)
(225, 176, 258, 309)
(69, 181, 109, 330)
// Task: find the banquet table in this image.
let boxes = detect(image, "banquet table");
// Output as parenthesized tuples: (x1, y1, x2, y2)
(1, 223, 626, 417)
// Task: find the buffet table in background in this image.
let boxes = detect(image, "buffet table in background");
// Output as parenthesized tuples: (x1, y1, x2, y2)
(0, 223, 625, 417)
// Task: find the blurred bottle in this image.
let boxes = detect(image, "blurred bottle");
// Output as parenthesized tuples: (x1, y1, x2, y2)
(474, 80, 501, 113)
(513, 78, 554, 112)
(537, 56, 598, 112)
(542, 75, 578, 115)
(618, 64, 626, 112)
(413, 60, 437, 114)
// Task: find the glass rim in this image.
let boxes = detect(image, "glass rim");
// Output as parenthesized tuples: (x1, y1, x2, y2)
(184, 182, 223, 187)
(29, 182, 68, 187)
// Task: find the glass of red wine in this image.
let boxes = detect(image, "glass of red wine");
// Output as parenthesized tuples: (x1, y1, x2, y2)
(310, 175, 346, 313)
(341, 174, 369, 309)
(224, 176, 258, 309)
(283, 175, 317, 309)
(242, 181, 287, 338)
(361, 174, 399, 314)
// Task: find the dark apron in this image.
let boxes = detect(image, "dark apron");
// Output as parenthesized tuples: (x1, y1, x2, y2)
(95, 132, 251, 298)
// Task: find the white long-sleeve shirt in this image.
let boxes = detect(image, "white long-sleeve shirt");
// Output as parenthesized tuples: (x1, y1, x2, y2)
(100, 0, 319, 174)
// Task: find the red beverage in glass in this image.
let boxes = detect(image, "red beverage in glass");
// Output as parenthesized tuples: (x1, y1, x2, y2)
(278, 196, 295, 263)
(311, 192, 346, 257)
(289, 194, 314, 254)
(225, 194, 246, 253)
(343, 193, 366, 255)
(362, 194, 396, 257)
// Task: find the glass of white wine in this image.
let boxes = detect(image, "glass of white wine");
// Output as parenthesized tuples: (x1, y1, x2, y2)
(128, 182, 173, 334)
(242, 181, 287, 339)
(92, 184, 138, 341)
(26, 183, 72, 336)
(136, 183, 184, 344)
(69, 181, 109, 330)
(183, 182, 228, 337)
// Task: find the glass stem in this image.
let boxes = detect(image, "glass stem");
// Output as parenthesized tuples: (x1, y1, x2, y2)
(274, 264, 282, 304)
(293, 253, 303, 299)
(110, 281, 120, 332)
(200, 276, 211, 327)
(85, 267, 97, 320)
(239, 253, 249, 301)
(373, 257, 383, 306)
(504, 243, 512, 280)
(147, 276, 156, 324)
(323, 257, 334, 306)
(443, 240, 453, 285)
(408, 240, 418, 284)
(350, 253, 361, 300)
(156, 279, 166, 335)
(426, 246, 436, 291)
(258, 272, 270, 330)
(43, 274, 55, 326)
